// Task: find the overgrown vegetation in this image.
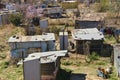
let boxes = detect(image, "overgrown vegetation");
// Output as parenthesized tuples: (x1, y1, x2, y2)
(97, 0, 110, 12)
(62, 60, 73, 66)
(86, 52, 99, 63)
(0, 24, 25, 80)
(9, 13, 22, 26)
(61, 2, 78, 9)
(104, 35, 117, 44)
(109, 67, 118, 80)
(0, 53, 6, 59)
(49, 25, 62, 35)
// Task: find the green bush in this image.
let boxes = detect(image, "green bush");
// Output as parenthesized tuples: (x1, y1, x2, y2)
(9, 13, 22, 26)
(62, 60, 73, 66)
(49, 26, 62, 35)
(61, 2, 78, 9)
(0, 61, 9, 69)
(0, 53, 6, 59)
(97, 0, 110, 12)
(95, 61, 106, 65)
(86, 52, 99, 63)
(89, 52, 99, 60)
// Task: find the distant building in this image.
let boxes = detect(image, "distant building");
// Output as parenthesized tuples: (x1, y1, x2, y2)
(72, 28, 104, 54)
(0, 3, 5, 9)
(75, 13, 105, 29)
(8, 33, 55, 58)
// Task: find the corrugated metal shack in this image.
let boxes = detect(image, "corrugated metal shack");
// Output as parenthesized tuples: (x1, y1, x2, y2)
(113, 44, 120, 77)
(44, 7, 63, 18)
(16, 0, 39, 4)
(75, 13, 105, 29)
(0, 10, 18, 26)
(8, 33, 55, 58)
(22, 50, 67, 80)
(72, 28, 104, 54)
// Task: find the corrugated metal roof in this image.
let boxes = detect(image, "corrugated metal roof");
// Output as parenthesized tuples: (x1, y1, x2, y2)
(24, 50, 67, 63)
(8, 33, 55, 42)
(72, 28, 104, 40)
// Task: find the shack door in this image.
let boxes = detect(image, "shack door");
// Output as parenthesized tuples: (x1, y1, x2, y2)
(24, 58, 41, 80)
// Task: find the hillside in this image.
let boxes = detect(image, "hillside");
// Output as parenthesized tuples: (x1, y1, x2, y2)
(0, 24, 25, 80)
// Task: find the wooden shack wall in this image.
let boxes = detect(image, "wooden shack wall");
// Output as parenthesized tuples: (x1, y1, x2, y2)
(41, 62, 55, 75)
(76, 40, 103, 54)
(75, 20, 101, 29)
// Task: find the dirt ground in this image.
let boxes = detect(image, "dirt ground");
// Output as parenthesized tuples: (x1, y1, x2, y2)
(61, 53, 112, 80)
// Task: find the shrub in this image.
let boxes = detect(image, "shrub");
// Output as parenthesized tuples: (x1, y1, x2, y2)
(97, 0, 110, 12)
(9, 13, 22, 26)
(61, 2, 78, 9)
(89, 52, 99, 60)
(86, 52, 99, 63)
(0, 53, 6, 59)
(62, 60, 73, 66)
(95, 61, 106, 65)
(0, 61, 9, 69)
(49, 26, 62, 35)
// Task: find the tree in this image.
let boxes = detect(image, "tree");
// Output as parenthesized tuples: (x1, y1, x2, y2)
(9, 13, 22, 26)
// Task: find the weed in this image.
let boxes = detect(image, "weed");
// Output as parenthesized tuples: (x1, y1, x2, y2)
(49, 25, 62, 35)
(86, 52, 99, 63)
(9, 13, 22, 26)
(73, 61, 81, 67)
(95, 61, 106, 65)
(62, 60, 73, 66)
(109, 67, 118, 80)
(0, 61, 9, 69)
(0, 54, 6, 59)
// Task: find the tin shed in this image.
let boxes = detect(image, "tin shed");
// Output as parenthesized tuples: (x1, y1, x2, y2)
(23, 50, 67, 80)
(72, 28, 104, 54)
(8, 33, 55, 58)
(75, 13, 105, 29)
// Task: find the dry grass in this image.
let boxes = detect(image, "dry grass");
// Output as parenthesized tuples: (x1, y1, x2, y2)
(61, 53, 117, 80)
(0, 24, 25, 80)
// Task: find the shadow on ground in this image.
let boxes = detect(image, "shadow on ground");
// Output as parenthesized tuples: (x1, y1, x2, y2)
(70, 73, 87, 80)
(56, 69, 71, 80)
(56, 69, 87, 80)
